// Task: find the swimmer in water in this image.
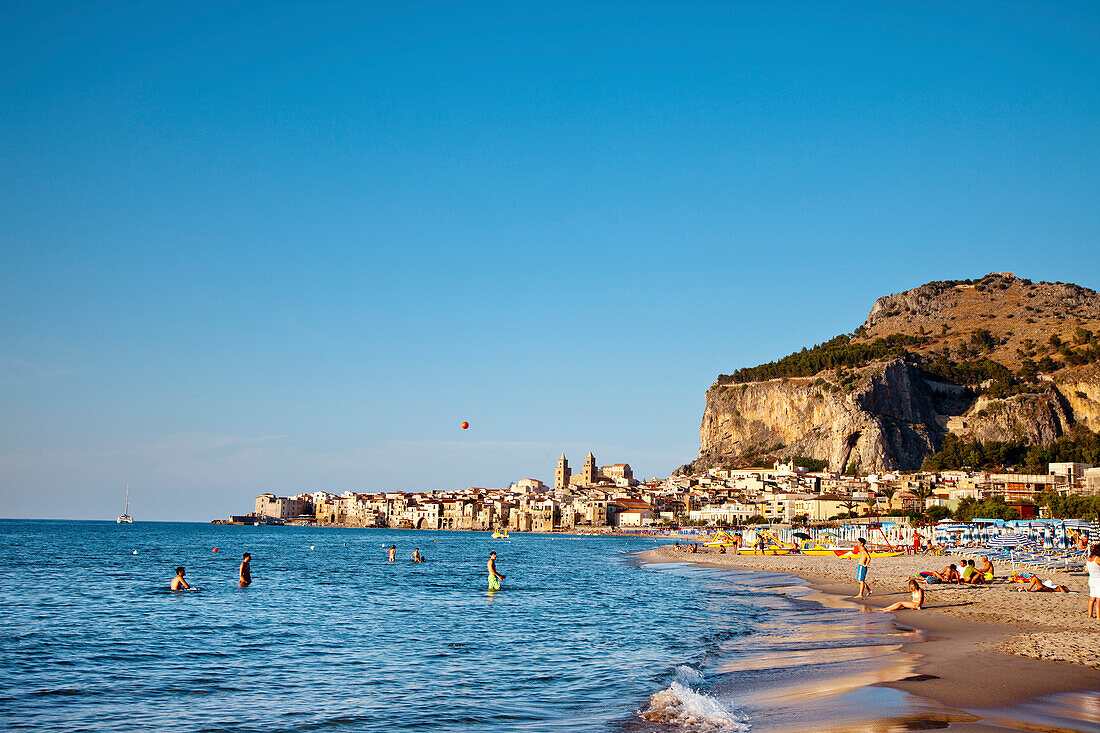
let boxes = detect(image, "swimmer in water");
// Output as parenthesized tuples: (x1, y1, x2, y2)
(387, 545, 396, 562)
(239, 552, 252, 587)
(411, 548, 424, 563)
(171, 567, 191, 591)
(487, 551, 506, 591)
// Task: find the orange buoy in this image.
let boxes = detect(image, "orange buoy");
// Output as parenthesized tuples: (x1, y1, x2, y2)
(460, 421, 469, 429)
(212, 548, 219, 553)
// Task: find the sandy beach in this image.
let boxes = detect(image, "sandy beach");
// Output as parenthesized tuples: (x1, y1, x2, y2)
(641, 545, 1100, 724)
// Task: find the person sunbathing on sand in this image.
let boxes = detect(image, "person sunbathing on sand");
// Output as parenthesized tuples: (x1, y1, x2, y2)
(929, 564, 960, 583)
(883, 579, 924, 612)
(1024, 576, 1069, 593)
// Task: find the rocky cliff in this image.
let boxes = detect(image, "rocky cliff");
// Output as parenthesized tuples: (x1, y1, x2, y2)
(696, 274, 1100, 472)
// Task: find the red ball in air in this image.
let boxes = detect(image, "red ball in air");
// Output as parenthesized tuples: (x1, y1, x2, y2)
(460, 421, 469, 430)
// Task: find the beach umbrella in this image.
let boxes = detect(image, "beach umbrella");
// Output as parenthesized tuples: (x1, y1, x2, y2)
(793, 531, 811, 540)
(988, 533, 1029, 548)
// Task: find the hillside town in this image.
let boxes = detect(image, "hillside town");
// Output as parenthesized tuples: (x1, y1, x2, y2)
(226, 452, 1100, 531)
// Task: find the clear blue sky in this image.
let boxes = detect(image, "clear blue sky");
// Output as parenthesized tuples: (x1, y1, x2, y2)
(2, 2, 1098, 521)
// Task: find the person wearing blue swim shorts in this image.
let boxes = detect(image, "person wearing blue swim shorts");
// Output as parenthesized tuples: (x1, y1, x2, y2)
(855, 537, 872, 599)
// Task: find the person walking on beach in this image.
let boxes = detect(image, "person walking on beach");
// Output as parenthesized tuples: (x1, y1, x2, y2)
(1087, 543, 1100, 621)
(239, 553, 252, 587)
(171, 567, 192, 591)
(854, 537, 872, 598)
(487, 551, 506, 591)
(387, 545, 396, 562)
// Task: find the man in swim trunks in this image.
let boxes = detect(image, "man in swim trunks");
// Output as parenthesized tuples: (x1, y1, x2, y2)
(975, 555, 994, 583)
(929, 564, 960, 583)
(387, 545, 396, 562)
(171, 567, 191, 591)
(411, 548, 423, 562)
(487, 551, 506, 591)
(239, 553, 252, 587)
(855, 537, 872, 598)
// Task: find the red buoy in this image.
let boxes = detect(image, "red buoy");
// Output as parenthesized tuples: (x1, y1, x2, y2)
(212, 547, 219, 553)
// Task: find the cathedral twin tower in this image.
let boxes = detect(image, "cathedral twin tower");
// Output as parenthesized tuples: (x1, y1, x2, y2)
(555, 452, 600, 491)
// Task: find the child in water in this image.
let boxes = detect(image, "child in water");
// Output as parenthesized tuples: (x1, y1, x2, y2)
(487, 551, 506, 591)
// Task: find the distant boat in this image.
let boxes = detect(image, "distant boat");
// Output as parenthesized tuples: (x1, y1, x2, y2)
(491, 530, 509, 539)
(117, 485, 133, 524)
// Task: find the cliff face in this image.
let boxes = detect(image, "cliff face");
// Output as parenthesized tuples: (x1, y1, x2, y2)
(699, 359, 937, 472)
(1058, 366, 1100, 433)
(697, 273, 1100, 471)
(952, 390, 1072, 446)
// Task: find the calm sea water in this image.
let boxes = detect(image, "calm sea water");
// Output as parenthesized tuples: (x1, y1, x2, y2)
(2, 521, 944, 732)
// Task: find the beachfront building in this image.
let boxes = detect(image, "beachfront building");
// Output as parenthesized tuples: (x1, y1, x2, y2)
(982, 473, 1060, 501)
(607, 499, 654, 527)
(1084, 467, 1100, 496)
(1049, 462, 1092, 490)
(687, 499, 758, 525)
(255, 493, 313, 520)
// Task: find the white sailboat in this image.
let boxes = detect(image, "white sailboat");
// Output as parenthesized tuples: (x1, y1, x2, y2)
(117, 485, 133, 524)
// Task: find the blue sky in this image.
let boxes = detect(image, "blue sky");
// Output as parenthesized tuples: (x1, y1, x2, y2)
(2, 1, 1099, 521)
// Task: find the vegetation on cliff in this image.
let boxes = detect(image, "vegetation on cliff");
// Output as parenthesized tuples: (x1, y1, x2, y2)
(716, 333, 924, 385)
(922, 429, 1100, 471)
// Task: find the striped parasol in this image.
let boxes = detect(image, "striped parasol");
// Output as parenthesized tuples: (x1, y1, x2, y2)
(988, 533, 1031, 549)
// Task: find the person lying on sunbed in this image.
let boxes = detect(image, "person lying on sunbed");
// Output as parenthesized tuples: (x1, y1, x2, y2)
(1024, 576, 1069, 593)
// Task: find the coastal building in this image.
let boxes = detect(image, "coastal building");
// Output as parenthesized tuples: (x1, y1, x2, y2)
(514, 478, 549, 493)
(1084, 467, 1100, 496)
(1049, 462, 1092, 488)
(555, 454, 571, 491)
(578, 452, 599, 487)
(255, 493, 313, 520)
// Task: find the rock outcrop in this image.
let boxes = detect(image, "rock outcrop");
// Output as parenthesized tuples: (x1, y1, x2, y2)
(696, 274, 1100, 471)
(699, 359, 938, 472)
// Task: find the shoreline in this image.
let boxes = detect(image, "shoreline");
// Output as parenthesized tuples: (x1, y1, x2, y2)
(639, 546, 1100, 726)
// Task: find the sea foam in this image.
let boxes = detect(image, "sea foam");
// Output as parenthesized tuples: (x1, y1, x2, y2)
(639, 681, 749, 732)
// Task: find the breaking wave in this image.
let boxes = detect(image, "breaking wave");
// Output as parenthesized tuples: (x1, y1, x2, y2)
(638, 681, 750, 732)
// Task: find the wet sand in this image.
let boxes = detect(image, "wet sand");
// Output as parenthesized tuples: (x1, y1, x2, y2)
(640, 546, 1100, 729)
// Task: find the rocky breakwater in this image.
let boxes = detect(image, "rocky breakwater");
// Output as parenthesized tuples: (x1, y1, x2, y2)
(698, 359, 938, 472)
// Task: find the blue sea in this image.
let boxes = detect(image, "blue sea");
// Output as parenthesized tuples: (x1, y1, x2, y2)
(0, 520, 1058, 732)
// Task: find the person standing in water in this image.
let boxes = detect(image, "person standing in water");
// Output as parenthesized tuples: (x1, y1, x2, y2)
(411, 548, 423, 563)
(854, 537, 872, 598)
(239, 552, 252, 587)
(387, 545, 396, 562)
(487, 551, 506, 591)
(171, 567, 191, 591)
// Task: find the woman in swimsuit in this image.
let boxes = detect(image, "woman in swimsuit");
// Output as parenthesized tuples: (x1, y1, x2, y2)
(1086, 543, 1100, 621)
(884, 579, 924, 612)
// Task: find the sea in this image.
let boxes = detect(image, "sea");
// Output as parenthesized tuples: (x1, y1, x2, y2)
(0, 520, 1092, 732)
